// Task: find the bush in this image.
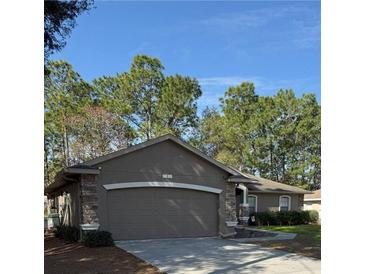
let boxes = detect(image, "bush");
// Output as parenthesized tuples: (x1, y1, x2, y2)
(289, 210, 305, 225)
(64, 226, 80, 242)
(255, 212, 278, 226)
(308, 210, 319, 223)
(54, 225, 66, 239)
(276, 211, 291, 225)
(252, 210, 317, 226)
(84, 231, 114, 247)
(54, 225, 79, 242)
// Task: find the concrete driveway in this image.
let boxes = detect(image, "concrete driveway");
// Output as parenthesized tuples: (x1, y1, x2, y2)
(116, 237, 320, 274)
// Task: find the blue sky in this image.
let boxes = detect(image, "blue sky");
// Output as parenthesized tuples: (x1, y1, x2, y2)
(51, 1, 321, 113)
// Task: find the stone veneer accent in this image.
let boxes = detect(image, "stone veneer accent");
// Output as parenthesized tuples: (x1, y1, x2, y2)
(225, 183, 237, 222)
(298, 194, 304, 210)
(80, 174, 99, 224)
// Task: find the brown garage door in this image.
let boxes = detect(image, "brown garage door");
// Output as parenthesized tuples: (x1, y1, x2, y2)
(107, 187, 219, 240)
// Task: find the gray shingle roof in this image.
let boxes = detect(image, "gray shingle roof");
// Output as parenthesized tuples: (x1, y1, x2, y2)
(236, 171, 312, 194)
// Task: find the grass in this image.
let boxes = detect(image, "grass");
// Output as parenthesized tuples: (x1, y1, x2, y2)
(258, 224, 321, 243)
(254, 224, 321, 259)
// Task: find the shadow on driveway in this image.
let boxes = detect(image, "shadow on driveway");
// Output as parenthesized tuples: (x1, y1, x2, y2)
(116, 237, 321, 274)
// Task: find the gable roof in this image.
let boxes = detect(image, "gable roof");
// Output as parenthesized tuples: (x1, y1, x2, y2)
(236, 171, 312, 194)
(304, 189, 321, 200)
(82, 134, 253, 182)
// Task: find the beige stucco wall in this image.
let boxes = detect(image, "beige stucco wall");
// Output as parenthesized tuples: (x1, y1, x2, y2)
(304, 200, 321, 221)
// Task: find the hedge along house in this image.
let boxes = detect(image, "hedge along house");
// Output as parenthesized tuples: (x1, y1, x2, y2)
(45, 134, 311, 240)
(234, 172, 312, 223)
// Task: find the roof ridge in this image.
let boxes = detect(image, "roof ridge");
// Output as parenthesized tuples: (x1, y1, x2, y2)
(78, 134, 245, 177)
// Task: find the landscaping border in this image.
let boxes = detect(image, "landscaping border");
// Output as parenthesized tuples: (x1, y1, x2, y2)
(231, 227, 297, 243)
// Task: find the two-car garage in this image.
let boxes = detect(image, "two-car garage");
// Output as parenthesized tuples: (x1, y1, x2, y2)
(106, 185, 220, 240)
(46, 135, 309, 242)
(46, 135, 243, 241)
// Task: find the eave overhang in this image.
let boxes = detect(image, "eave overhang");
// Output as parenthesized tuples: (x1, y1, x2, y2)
(44, 166, 100, 195)
(227, 175, 258, 184)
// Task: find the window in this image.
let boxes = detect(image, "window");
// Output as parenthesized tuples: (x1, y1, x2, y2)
(247, 195, 257, 215)
(279, 196, 291, 211)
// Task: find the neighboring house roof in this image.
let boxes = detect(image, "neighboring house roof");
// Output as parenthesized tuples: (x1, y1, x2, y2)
(304, 189, 321, 201)
(236, 171, 312, 194)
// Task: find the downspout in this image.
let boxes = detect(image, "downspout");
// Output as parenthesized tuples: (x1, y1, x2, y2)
(236, 184, 249, 225)
(236, 184, 248, 205)
(242, 185, 247, 205)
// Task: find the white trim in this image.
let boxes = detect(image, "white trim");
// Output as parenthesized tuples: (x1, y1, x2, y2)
(304, 198, 321, 202)
(240, 203, 249, 207)
(239, 216, 250, 221)
(80, 223, 100, 231)
(103, 181, 223, 194)
(279, 195, 291, 211)
(225, 221, 238, 227)
(237, 184, 248, 204)
(247, 194, 258, 213)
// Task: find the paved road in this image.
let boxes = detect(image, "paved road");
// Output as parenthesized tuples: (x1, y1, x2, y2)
(116, 237, 320, 274)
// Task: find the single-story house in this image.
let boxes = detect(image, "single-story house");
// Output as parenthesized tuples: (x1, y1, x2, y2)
(304, 189, 321, 221)
(45, 134, 311, 240)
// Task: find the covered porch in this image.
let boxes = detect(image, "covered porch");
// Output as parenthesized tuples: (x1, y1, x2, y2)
(44, 166, 100, 229)
(235, 184, 253, 225)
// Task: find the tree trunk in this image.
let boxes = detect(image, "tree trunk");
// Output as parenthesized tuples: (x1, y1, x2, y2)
(62, 115, 70, 167)
(146, 106, 152, 140)
(281, 154, 286, 182)
(44, 144, 50, 186)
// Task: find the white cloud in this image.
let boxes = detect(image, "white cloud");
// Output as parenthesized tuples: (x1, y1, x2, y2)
(201, 13, 266, 32)
(198, 5, 320, 51)
(292, 22, 320, 49)
(198, 75, 319, 93)
(200, 6, 314, 31)
(196, 75, 320, 112)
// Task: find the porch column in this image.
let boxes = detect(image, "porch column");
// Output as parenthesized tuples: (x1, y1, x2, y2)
(80, 174, 99, 224)
(224, 183, 238, 233)
(298, 194, 304, 210)
(237, 184, 250, 224)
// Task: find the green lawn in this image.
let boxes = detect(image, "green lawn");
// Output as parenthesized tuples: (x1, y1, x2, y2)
(258, 224, 321, 243)
(255, 224, 321, 259)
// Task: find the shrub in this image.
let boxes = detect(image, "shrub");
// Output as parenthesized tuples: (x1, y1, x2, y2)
(289, 210, 303, 225)
(84, 231, 114, 247)
(252, 210, 317, 226)
(307, 210, 319, 223)
(255, 212, 278, 226)
(54, 225, 66, 239)
(276, 211, 291, 225)
(54, 225, 79, 242)
(300, 211, 311, 224)
(63, 226, 80, 242)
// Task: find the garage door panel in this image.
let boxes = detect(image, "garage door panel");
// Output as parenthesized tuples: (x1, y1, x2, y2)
(107, 187, 219, 240)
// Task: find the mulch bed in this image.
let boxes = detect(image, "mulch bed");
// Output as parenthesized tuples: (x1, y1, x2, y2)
(44, 233, 162, 274)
